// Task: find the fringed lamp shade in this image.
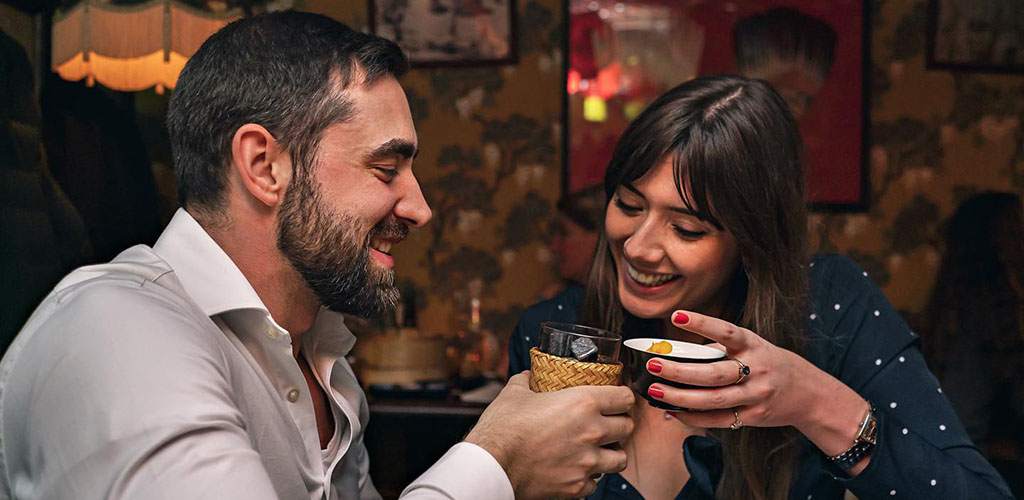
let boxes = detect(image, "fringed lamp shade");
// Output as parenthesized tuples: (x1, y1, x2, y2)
(51, 1, 247, 94)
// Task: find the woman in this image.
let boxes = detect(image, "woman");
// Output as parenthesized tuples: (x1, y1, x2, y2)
(508, 75, 1012, 500)
(920, 192, 1023, 497)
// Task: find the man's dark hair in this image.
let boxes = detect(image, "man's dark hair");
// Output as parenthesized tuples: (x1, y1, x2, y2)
(166, 11, 408, 222)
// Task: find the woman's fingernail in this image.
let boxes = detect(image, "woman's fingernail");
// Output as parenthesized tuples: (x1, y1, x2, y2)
(648, 385, 664, 398)
(647, 359, 663, 374)
(672, 311, 689, 324)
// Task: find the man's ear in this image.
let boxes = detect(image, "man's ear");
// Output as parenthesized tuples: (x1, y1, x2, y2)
(230, 123, 292, 207)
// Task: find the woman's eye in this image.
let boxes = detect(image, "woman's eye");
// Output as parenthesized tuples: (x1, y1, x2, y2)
(613, 197, 641, 214)
(672, 225, 706, 240)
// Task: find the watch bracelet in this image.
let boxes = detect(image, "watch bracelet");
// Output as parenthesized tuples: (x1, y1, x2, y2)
(827, 403, 877, 469)
(829, 440, 874, 469)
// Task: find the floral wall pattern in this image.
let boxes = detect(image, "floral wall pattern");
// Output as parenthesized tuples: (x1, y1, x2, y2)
(305, 0, 564, 339)
(5, 0, 1010, 357)
(306, 0, 1024, 342)
(812, 0, 1024, 321)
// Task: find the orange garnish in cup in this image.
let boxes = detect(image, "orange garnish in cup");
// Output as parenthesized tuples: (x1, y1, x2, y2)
(646, 341, 672, 354)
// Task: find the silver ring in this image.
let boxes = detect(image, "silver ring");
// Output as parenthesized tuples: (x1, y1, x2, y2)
(730, 408, 743, 430)
(731, 358, 750, 385)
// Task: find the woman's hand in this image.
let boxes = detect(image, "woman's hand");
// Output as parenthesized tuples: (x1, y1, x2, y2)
(645, 310, 818, 429)
(647, 310, 870, 464)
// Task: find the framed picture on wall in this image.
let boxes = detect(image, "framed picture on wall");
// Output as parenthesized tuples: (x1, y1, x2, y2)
(369, 0, 517, 67)
(926, 0, 1024, 74)
(564, 0, 869, 211)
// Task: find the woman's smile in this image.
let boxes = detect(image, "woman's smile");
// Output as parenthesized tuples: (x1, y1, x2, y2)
(622, 260, 682, 297)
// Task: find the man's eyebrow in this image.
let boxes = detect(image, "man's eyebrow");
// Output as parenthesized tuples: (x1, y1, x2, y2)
(364, 138, 418, 163)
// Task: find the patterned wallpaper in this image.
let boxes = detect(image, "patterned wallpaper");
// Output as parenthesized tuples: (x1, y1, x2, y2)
(306, 0, 1024, 339)
(305, 0, 565, 337)
(3, 0, 1016, 341)
(813, 0, 1024, 318)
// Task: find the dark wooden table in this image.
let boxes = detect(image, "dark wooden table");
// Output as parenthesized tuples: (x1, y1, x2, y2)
(365, 396, 486, 499)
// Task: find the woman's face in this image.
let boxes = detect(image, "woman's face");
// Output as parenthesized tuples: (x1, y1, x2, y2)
(605, 159, 740, 320)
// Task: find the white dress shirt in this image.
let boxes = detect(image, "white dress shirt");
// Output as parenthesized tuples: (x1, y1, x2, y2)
(0, 209, 513, 500)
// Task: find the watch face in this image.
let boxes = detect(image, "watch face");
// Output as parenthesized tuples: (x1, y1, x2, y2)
(863, 412, 878, 445)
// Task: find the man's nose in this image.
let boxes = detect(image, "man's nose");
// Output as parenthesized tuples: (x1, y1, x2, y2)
(394, 171, 432, 228)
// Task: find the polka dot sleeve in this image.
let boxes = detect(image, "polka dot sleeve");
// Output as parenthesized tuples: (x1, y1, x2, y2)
(809, 256, 1013, 499)
(506, 286, 585, 379)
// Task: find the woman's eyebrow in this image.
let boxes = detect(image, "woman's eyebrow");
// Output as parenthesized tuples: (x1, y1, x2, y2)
(623, 183, 645, 198)
(624, 183, 704, 219)
(668, 206, 703, 218)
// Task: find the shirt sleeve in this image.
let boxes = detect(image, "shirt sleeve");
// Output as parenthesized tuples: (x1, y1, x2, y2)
(809, 256, 1013, 499)
(936, 332, 996, 444)
(399, 443, 514, 500)
(0, 282, 279, 500)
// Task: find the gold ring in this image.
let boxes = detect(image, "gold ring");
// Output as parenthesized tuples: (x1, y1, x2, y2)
(730, 408, 743, 430)
(731, 358, 750, 385)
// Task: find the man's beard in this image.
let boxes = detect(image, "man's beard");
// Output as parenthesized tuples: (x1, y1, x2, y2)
(277, 174, 408, 318)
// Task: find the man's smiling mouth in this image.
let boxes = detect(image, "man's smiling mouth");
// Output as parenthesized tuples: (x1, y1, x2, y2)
(369, 238, 393, 255)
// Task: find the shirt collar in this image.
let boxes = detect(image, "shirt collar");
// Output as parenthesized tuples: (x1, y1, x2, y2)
(307, 308, 357, 360)
(154, 209, 269, 317)
(153, 208, 357, 356)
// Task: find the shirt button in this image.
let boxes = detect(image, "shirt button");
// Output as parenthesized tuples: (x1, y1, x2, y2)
(286, 388, 300, 402)
(265, 327, 280, 340)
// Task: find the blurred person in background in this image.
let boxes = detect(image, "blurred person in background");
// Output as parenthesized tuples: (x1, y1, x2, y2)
(921, 191, 1024, 498)
(0, 27, 92, 353)
(543, 184, 605, 298)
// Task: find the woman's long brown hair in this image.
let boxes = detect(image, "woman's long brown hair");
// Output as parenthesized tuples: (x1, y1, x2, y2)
(583, 75, 810, 500)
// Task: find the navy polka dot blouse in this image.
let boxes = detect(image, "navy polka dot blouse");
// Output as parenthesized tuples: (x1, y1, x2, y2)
(508, 255, 1013, 499)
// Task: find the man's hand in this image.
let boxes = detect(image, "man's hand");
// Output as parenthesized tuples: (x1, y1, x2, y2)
(464, 372, 635, 500)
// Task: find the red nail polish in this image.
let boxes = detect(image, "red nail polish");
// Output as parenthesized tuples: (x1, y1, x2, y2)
(648, 359, 663, 374)
(673, 311, 689, 324)
(648, 386, 664, 398)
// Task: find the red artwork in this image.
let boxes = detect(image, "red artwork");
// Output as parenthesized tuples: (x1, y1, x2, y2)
(567, 0, 867, 210)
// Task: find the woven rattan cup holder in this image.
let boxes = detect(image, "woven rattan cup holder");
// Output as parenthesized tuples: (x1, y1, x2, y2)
(528, 347, 623, 392)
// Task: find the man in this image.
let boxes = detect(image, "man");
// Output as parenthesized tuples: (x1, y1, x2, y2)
(0, 12, 633, 500)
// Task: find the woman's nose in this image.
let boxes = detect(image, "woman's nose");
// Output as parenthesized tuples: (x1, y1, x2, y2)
(622, 220, 664, 265)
